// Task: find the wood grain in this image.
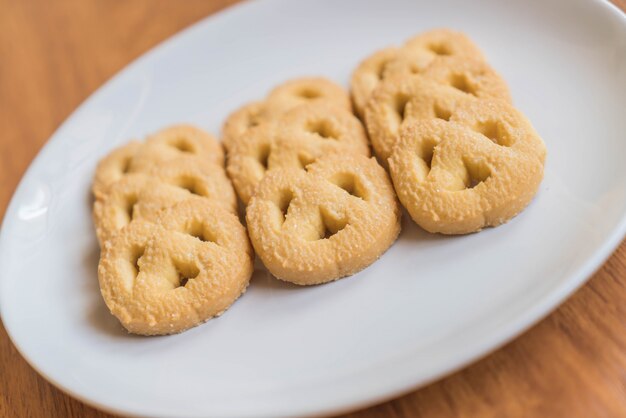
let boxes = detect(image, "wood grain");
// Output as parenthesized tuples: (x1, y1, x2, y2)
(1, 1, 625, 417)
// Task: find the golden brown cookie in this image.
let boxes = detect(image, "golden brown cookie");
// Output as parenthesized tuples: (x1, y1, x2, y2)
(92, 125, 226, 198)
(350, 29, 486, 117)
(226, 103, 370, 204)
(222, 77, 351, 151)
(351, 47, 433, 118)
(364, 60, 510, 162)
(93, 174, 195, 246)
(388, 99, 546, 234)
(98, 198, 253, 335)
(93, 158, 237, 246)
(246, 154, 401, 285)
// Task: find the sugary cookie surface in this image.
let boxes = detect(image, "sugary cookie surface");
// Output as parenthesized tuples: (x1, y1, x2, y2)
(246, 154, 401, 285)
(389, 99, 546, 234)
(90, 28, 548, 338)
(364, 58, 511, 162)
(92, 125, 252, 335)
(350, 28, 485, 118)
(98, 199, 253, 335)
(226, 102, 370, 204)
(222, 77, 352, 151)
(92, 125, 235, 246)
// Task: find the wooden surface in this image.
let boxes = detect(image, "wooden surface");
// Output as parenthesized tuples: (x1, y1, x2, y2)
(1, 1, 625, 417)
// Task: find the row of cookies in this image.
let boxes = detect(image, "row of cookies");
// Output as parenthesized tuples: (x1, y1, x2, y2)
(92, 126, 253, 335)
(352, 29, 546, 234)
(222, 78, 402, 284)
(92, 81, 402, 334)
(92, 30, 546, 335)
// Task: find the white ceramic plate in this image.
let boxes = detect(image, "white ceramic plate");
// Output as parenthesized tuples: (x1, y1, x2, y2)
(1, 0, 625, 417)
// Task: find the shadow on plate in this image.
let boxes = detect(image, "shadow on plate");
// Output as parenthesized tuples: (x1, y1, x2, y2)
(396, 208, 459, 245)
(81, 207, 454, 336)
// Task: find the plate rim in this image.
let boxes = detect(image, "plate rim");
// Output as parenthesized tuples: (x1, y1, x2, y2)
(1, 0, 625, 417)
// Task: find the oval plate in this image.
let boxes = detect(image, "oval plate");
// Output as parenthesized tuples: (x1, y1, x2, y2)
(1, 0, 625, 416)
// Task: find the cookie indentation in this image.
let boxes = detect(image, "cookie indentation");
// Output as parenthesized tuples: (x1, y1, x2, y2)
(318, 208, 348, 240)
(298, 154, 316, 171)
(434, 104, 452, 121)
(120, 157, 132, 174)
(174, 260, 200, 288)
(186, 219, 216, 243)
(176, 176, 204, 196)
(274, 189, 293, 223)
(463, 157, 491, 189)
(298, 88, 321, 99)
(307, 119, 338, 139)
(377, 60, 391, 80)
(125, 194, 138, 223)
(257, 143, 271, 171)
(330, 172, 366, 200)
(474, 120, 512, 147)
(449, 73, 476, 96)
(393, 93, 410, 124)
(171, 138, 196, 154)
(429, 43, 451, 56)
(130, 246, 144, 277)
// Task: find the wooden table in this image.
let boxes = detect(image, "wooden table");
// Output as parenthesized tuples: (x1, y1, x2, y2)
(1, 1, 625, 417)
